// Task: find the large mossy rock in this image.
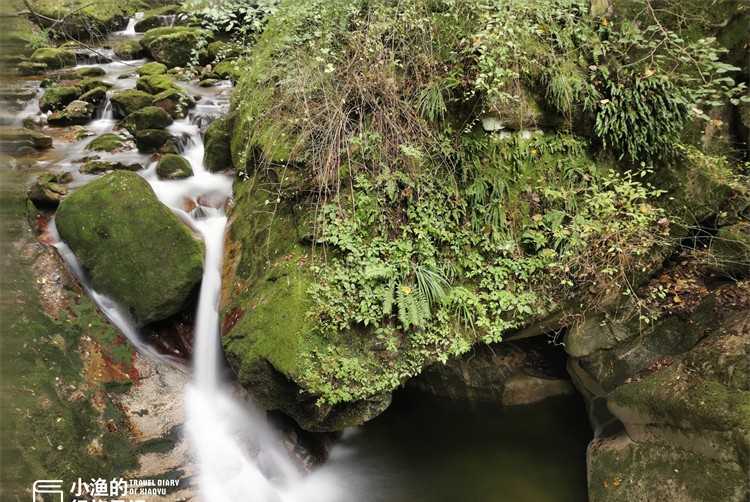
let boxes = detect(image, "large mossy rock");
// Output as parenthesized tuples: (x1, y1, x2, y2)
(569, 276, 750, 502)
(133, 5, 181, 32)
(40, 85, 81, 112)
(133, 129, 175, 153)
(151, 88, 194, 119)
(113, 39, 144, 60)
(110, 89, 154, 118)
(137, 61, 167, 76)
(203, 116, 232, 171)
(221, 176, 392, 431)
(27, 171, 69, 208)
(56, 171, 204, 325)
(122, 106, 173, 134)
(136, 74, 179, 95)
(141, 27, 210, 68)
(86, 133, 128, 152)
(30, 48, 76, 69)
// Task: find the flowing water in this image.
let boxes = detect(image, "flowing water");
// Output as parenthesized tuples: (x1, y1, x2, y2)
(6, 19, 592, 502)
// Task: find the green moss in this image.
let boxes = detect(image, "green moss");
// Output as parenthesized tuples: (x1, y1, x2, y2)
(133, 129, 174, 153)
(609, 366, 750, 431)
(109, 89, 154, 118)
(151, 88, 193, 119)
(136, 73, 178, 94)
(113, 39, 144, 59)
(39, 85, 80, 112)
(86, 133, 127, 152)
(133, 4, 182, 32)
(137, 61, 167, 76)
(141, 27, 211, 68)
(203, 115, 233, 171)
(156, 154, 193, 179)
(122, 106, 173, 134)
(30, 47, 76, 69)
(55, 171, 204, 325)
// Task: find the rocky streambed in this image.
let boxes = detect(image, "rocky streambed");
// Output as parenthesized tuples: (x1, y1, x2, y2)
(1, 3, 749, 502)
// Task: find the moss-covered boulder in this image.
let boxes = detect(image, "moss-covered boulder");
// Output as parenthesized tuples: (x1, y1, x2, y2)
(113, 39, 144, 60)
(0, 127, 52, 154)
(110, 89, 154, 118)
(47, 100, 95, 126)
(86, 133, 128, 152)
(79, 86, 107, 105)
(133, 129, 174, 153)
(588, 435, 748, 502)
(56, 171, 204, 325)
(30, 48, 76, 69)
(156, 154, 193, 179)
(137, 61, 167, 76)
(25, 0, 129, 38)
(141, 27, 210, 68)
(133, 5, 181, 32)
(213, 59, 241, 81)
(136, 74, 178, 95)
(122, 106, 173, 135)
(40, 85, 80, 112)
(221, 177, 394, 431)
(151, 88, 194, 119)
(27, 171, 69, 208)
(203, 116, 232, 171)
(79, 160, 143, 174)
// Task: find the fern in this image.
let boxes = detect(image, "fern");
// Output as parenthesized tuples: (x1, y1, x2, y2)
(414, 265, 449, 311)
(396, 284, 430, 329)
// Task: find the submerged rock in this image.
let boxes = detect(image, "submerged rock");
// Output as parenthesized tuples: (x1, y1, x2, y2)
(56, 171, 204, 325)
(110, 89, 155, 118)
(156, 154, 193, 179)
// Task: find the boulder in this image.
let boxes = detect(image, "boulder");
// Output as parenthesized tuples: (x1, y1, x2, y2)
(30, 48, 76, 69)
(77, 78, 112, 93)
(142, 27, 210, 68)
(79, 86, 107, 106)
(55, 171, 204, 325)
(133, 5, 181, 32)
(133, 129, 175, 153)
(86, 133, 128, 152)
(203, 116, 232, 171)
(47, 100, 95, 126)
(113, 39, 144, 60)
(136, 74, 178, 95)
(410, 341, 573, 406)
(137, 62, 167, 76)
(0, 127, 53, 154)
(40, 85, 80, 112)
(27, 171, 69, 207)
(151, 88, 194, 119)
(79, 160, 143, 174)
(221, 177, 394, 431)
(110, 89, 154, 118)
(122, 106, 173, 135)
(156, 154, 193, 179)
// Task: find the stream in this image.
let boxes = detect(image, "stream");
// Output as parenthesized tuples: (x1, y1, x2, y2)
(3, 19, 592, 502)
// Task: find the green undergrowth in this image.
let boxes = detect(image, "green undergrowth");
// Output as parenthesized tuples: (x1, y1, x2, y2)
(224, 0, 749, 408)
